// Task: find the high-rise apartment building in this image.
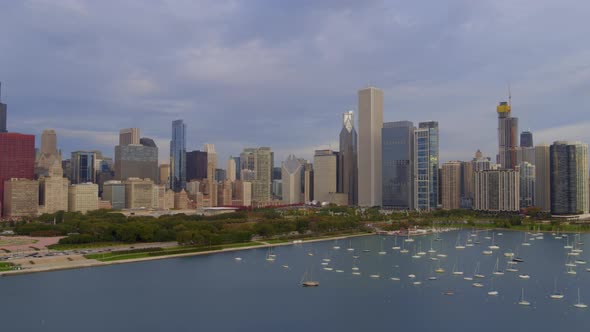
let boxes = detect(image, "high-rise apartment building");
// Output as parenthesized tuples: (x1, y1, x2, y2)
(442, 161, 461, 210)
(71, 151, 96, 184)
(358, 87, 383, 207)
(0, 133, 35, 216)
(313, 149, 338, 203)
(204, 144, 217, 181)
(119, 128, 140, 146)
(232, 156, 241, 180)
(226, 158, 236, 182)
(281, 154, 303, 204)
(550, 141, 589, 215)
(414, 122, 439, 210)
(68, 183, 98, 213)
(474, 169, 520, 212)
(460, 161, 474, 208)
(241, 147, 273, 203)
(382, 121, 414, 210)
(39, 160, 69, 214)
(170, 120, 186, 192)
(520, 130, 533, 148)
(3, 178, 38, 217)
(159, 164, 170, 187)
(114, 138, 158, 183)
(303, 162, 314, 203)
(497, 101, 519, 169)
(124, 178, 154, 209)
(518, 162, 535, 209)
(534, 144, 551, 212)
(102, 180, 126, 210)
(338, 110, 358, 206)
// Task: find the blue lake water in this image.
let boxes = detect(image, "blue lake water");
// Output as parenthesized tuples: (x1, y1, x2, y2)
(2, 230, 590, 332)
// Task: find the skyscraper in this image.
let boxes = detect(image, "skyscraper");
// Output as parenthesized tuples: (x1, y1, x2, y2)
(534, 144, 551, 212)
(518, 162, 535, 209)
(39, 160, 69, 214)
(204, 144, 217, 181)
(36, 129, 61, 173)
(460, 161, 474, 208)
(281, 154, 303, 204)
(358, 87, 383, 207)
(170, 120, 186, 192)
(114, 137, 158, 183)
(186, 150, 207, 181)
(119, 128, 140, 146)
(226, 158, 237, 182)
(474, 169, 520, 212)
(338, 110, 358, 206)
(313, 150, 338, 203)
(3, 178, 38, 218)
(0, 83, 7, 133)
(550, 141, 589, 215)
(442, 161, 461, 210)
(240, 147, 273, 204)
(497, 100, 518, 169)
(233, 156, 241, 180)
(520, 130, 533, 148)
(70, 151, 97, 184)
(414, 121, 439, 210)
(381, 121, 414, 210)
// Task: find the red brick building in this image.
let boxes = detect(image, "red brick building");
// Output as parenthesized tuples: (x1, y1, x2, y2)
(0, 133, 35, 217)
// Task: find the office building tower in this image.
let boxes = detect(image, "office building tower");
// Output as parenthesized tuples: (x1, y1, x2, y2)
(550, 141, 589, 215)
(339, 110, 358, 206)
(497, 100, 519, 169)
(382, 121, 413, 210)
(358, 87, 383, 207)
(159, 164, 170, 187)
(272, 179, 282, 200)
(474, 169, 520, 212)
(516, 146, 536, 166)
(233, 156, 241, 180)
(0, 83, 6, 133)
(272, 167, 282, 181)
(472, 150, 492, 172)
(241, 147, 273, 203)
(232, 180, 252, 207)
(3, 178, 38, 217)
(241, 169, 256, 181)
(170, 120, 186, 192)
(304, 162, 314, 203)
(0, 133, 35, 216)
(102, 180, 126, 210)
(174, 190, 189, 209)
(313, 149, 338, 203)
(124, 178, 154, 209)
(534, 144, 551, 212)
(217, 180, 233, 206)
(460, 161, 474, 208)
(520, 130, 533, 148)
(70, 151, 96, 184)
(226, 158, 236, 182)
(114, 138, 158, 183)
(68, 183, 98, 213)
(39, 160, 69, 214)
(518, 162, 535, 208)
(37, 129, 61, 175)
(281, 154, 303, 204)
(204, 144, 217, 181)
(442, 161, 461, 210)
(414, 121, 439, 210)
(215, 168, 226, 182)
(186, 150, 208, 181)
(119, 128, 140, 146)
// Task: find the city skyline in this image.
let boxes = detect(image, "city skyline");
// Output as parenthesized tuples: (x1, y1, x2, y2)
(2, 2, 590, 164)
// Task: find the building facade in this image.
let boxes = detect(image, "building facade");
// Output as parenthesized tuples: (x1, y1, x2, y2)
(358, 87, 383, 207)
(414, 122, 439, 210)
(39, 160, 69, 214)
(3, 178, 38, 217)
(68, 183, 99, 213)
(170, 120, 186, 192)
(71, 151, 96, 184)
(382, 121, 414, 210)
(474, 169, 520, 212)
(534, 144, 551, 212)
(186, 150, 208, 181)
(0, 133, 35, 217)
(338, 110, 358, 206)
(313, 149, 338, 203)
(442, 161, 461, 210)
(114, 143, 158, 183)
(497, 101, 519, 169)
(518, 162, 535, 209)
(102, 180, 126, 210)
(119, 128, 140, 146)
(550, 141, 589, 215)
(281, 154, 303, 204)
(124, 178, 154, 209)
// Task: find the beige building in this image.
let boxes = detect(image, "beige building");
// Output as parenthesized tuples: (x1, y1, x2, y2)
(232, 180, 252, 207)
(39, 160, 69, 214)
(281, 154, 303, 204)
(313, 150, 338, 203)
(3, 178, 39, 218)
(155, 185, 174, 210)
(442, 161, 462, 210)
(174, 190, 189, 209)
(159, 164, 170, 186)
(241, 147, 272, 204)
(534, 144, 550, 212)
(303, 162, 314, 203)
(119, 128, 140, 146)
(36, 129, 61, 173)
(68, 183, 98, 213)
(124, 178, 154, 209)
(217, 180, 233, 206)
(358, 87, 383, 207)
(226, 158, 236, 182)
(474, 169, 520, 212)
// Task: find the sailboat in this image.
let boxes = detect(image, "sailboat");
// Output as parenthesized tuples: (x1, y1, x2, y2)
(487, 278, 498, 296)
(428, 238, 437, 253)
(455, 233, 466, 250)
(492, 258, 504, 275)
(333, 240, 341, 250)
(392, 236, 401, 250)
(417, 242, 427, 256)
(265, 247, 276, 262)
(412, 246, 421, 259)
(301, 269, 319, 287)
(549, 279, 564, 299)
(378, 238, 387, 255)
(488, 233, 500, 250)
(452, 260, 464, 275)
(400, 241, 409, 254)
(347, 240, 355, 251)
(436, 240, 447, 258)
(435, 260, 445, 274)
(573, 288, 588, 308)
(506, 260, 519, 273)
(474, 262, 485, 278)
(405, 230, 414, 243)
(522, 232, 531, 246)
(518, 288, 531, 306)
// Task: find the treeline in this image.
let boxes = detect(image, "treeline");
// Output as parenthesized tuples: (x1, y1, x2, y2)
(12, 209, 366, 246)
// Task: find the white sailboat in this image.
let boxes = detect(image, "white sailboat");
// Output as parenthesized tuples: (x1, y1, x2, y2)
(488, 233, 500, 250)
(347, 239, 354, 252)
(487, 278, 498, 296)
(435, 260, 445, 274)
(574, 288, 588, 308)
(378, 238, 387, 255)
(455, 233, 466, 250)
(301, 269, 319, 287)
(549, 279, 564, 299)
(522, 232, 531, 246)
(492, 258, 504, 275)
(428, 238, 437, 254)
(405, 230, 414, 243)
(474, 262, 485, 278)
(265, 247, 276, 262)
(333, 239, 341, 250)
(518, 288, 531, 306)
(400, 241, 409, 254)
(392, 236, 401, 250)
(452, 260, 464, 275)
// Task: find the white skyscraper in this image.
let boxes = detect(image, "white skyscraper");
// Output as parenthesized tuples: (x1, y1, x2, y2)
(357, 87, 383, 207)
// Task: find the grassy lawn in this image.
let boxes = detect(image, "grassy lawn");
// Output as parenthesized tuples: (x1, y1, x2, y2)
(0, 262, 18, 272)
(85, 241, 264, 262)
(48, 242, 129, 251)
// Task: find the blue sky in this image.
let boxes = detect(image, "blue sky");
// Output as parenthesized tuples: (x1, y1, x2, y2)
(1, 0, 590, 164)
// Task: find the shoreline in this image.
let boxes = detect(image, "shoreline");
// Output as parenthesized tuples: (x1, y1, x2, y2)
(0, 232, 374, 277)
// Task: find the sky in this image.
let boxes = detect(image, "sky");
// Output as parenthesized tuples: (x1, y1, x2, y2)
(2, 0, 590, 165)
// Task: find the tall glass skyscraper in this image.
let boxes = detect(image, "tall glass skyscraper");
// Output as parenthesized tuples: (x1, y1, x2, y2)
(170, 120, 186, 192)
(71, 151, 96, 184)
(520, 130, 533, 148)
(497, 101, 518, 169)
(414, 121, 439, 210)
(382, 121, 413, 210)
(338, 110, 358, 206)
(550, 141, 589, 215)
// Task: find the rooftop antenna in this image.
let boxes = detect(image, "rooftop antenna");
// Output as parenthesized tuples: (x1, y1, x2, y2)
(508, 83, 512, 108)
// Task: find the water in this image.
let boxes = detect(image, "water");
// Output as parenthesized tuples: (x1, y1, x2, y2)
(1, 230, 590, 332)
